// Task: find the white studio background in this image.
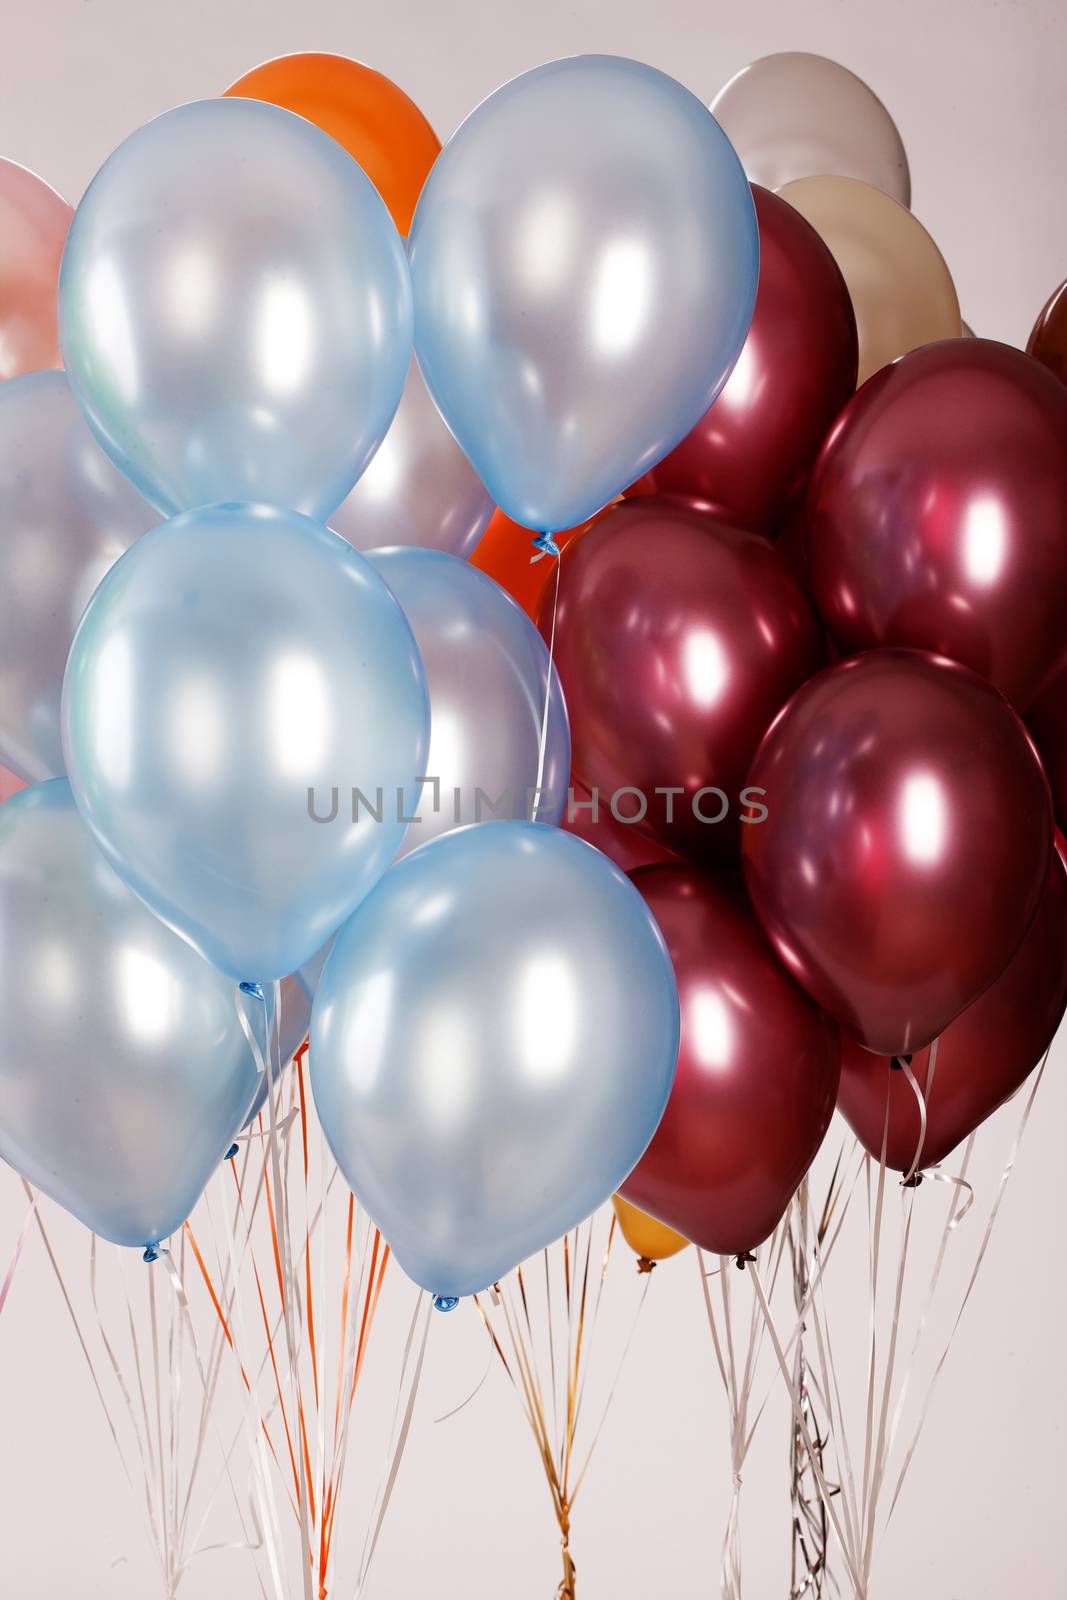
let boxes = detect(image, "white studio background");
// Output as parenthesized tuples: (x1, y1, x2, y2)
(1, 2, 1065, 1596)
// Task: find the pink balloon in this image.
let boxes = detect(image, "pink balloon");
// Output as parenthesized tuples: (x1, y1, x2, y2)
(742, 649, 1052, 1056)
(0, 765, 26, 804)
(0, 159, 72, 381)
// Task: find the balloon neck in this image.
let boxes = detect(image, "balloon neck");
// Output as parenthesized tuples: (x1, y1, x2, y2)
(636, 1256, 657, 1275)
(224, 1143, 239, 1161)
(142, 1243, 167, 1264)
(734, 1251, 756, 1271)
(239, 980, 265, 1001)
(530, 530, 561, 563)
(901, 1172, 924, 1190)
(890, 1052, 913, 1071)
(432, 1294, 460, 1313)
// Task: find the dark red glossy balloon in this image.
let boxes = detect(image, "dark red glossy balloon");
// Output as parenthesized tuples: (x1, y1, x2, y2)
(620, 864, 839, 1257)
(807, 339, 1067, 710)
(627, 185, 857, 531)
(742, 649, 1052, 1056)
(562, 778, 679, 872)
(1027, 278, 1067, 387)
(542, 497, 826, 863)
(838, 843, 1067, 1171)
(1027, 656, 1067, 832)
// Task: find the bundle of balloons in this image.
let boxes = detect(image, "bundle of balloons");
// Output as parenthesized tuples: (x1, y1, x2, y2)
(2, 47, 1067, 1308)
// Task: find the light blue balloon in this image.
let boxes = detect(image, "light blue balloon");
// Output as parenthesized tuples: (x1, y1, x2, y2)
(311, 822, 680, 1298)
(409, 55, 758, 533)
(0, 781, 260, 1248)
(59, 97, 412, 521)
(61, 503, 430, 984)
(365, 548, 569, 854)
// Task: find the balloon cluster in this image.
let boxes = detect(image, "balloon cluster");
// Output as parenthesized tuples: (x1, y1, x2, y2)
(1, 47, 1065, 1305)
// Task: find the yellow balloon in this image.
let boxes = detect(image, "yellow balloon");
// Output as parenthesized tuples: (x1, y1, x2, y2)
(611, 1195, 689, 1269)
(777, 175, 961, 384)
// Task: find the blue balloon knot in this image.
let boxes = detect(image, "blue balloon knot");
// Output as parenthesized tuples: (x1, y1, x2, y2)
(142, 1244, 167, 1264)
(432, 1294, 460, 1313)
(239, 981, 265, 1001)
(530, 530, 560, 562)
(225, 1143, 239, 1161)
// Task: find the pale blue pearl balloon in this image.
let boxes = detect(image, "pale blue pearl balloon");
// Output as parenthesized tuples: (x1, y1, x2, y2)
(409, 55, 758, 533)
(59, 98, 413, 521)
(311, 822, 680, 1299)
(61, 503, 430, 984)
(0, 781, 260, 1248)
(365, 548, 569, 855)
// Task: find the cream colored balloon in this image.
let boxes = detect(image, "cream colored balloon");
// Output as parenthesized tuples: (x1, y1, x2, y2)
(778, 176, 961, 383)
(711, 52, 910, 205)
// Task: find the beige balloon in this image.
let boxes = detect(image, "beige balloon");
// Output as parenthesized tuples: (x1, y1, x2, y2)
(777, 176, 961, 383)
(711, 52, 910, 205)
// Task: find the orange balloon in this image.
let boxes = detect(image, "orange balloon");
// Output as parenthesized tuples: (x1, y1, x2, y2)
(0, 158, 72, 380)
(472, 509, 600, 620)
(611, 1195, 689, 1269)
(225, 52, 440, 234)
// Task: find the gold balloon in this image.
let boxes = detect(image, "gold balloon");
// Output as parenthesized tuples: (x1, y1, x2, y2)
(778, 175, 960, 384)
(611, 1194, 689, 1270)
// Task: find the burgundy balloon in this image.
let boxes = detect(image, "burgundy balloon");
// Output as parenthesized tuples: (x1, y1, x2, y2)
(562, 777, 679, 872)
(1027, 656, 1067, 832)
(1027, 277, 1067, 387)
(620, 864, 840, 1257)
(543, 497, 826, 863)
(838, 843, 1067, 1171)
(626, 186, 858, 532)
(742, 649, 1052, 1056)
(807, 338, 1067, 710)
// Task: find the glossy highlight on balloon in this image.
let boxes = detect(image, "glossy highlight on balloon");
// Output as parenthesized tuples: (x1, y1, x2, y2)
(838, 842, 1067, 1170)
(311, 822, 680, 1299)
(628, 185, 857, 531)
(330, 362, 493, 558)
(364, 547, 570, 853)
(711, 52, 910, 204)
(778, 176, 960, 383)
(0, 371, 157, 783)
(546, 497, 825, 863)
(620, 864, 839, 1257)
(59, 97, 412, 520)
(62, 503, 430, 983)
(225, 52, 441, 235)
(742, 649, 1052, 1055)
(410, 54, 758, 532)
(0, 782, 261, 1247)
(807, 339, 1067, 709)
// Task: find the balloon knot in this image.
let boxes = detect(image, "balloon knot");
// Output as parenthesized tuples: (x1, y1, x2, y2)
(239, 981, 265, 1001)
(225, 1143, 239, 1161)
(636, 1257, 657, 1275)
(734, 1251, 756, 1270)
(432, 1294, 460, 1313)
(142, 1244, 168, 1264)
(901, 1172, 924, 1189)
(530, 531, 561, 563)
(890, 1053, 913, 1072)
